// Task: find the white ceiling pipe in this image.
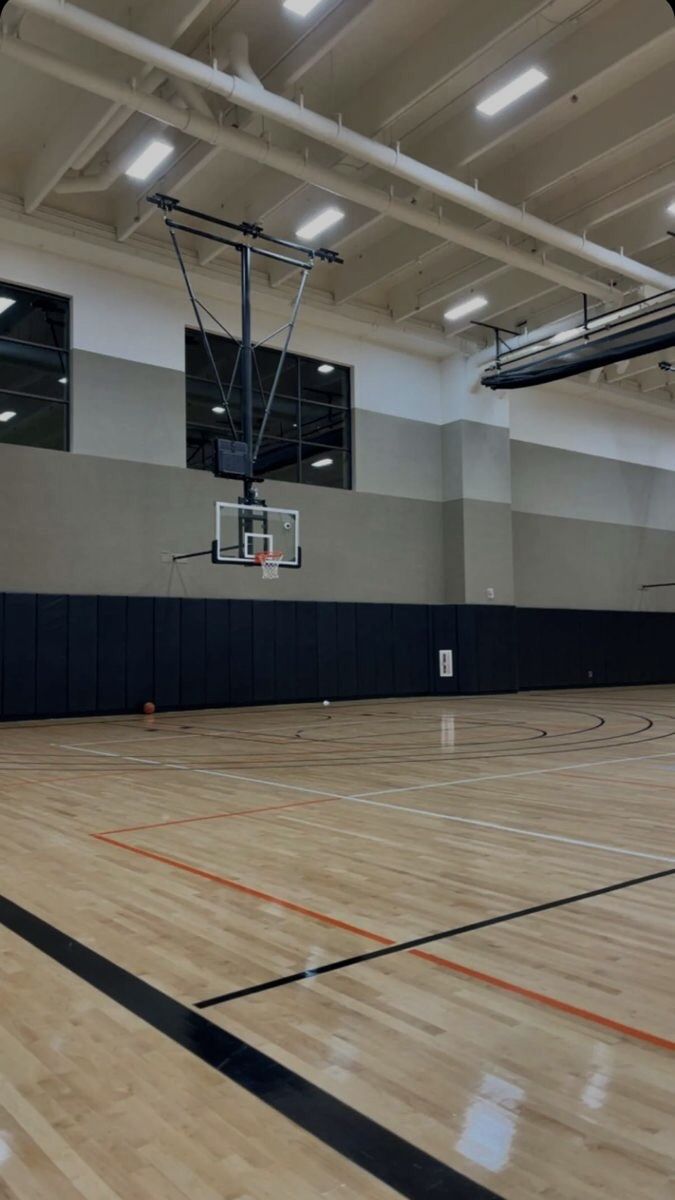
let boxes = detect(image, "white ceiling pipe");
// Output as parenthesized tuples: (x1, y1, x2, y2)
(173, 77, 214, 118)
(55, 159, 122, 193)
(0, 34, 618, 304)
(223, 31, 261, 88)
(9, 0, 675, 296)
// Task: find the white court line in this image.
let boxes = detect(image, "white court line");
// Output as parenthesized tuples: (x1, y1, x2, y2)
(345, 795, 675, 865)
(352, 749, 675, 798)
(56, 743, 675, 866)
(54, 744, 346, 800)
(280, 813, 394, 847)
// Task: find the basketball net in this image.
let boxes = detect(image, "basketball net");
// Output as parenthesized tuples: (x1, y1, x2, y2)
(255, 550, 285, 580)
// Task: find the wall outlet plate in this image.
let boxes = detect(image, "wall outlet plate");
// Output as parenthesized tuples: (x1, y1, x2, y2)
(486, 587, 495, 600)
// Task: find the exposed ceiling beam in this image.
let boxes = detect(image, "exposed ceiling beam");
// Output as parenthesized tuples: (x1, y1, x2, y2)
(117, 0, 378, 243)
(19, 0, 211, 212)
(337, 59, 675, 309)
(0, 33, 621, 305)
(13, 0, 670, 295)
(201, 0, 553, 276)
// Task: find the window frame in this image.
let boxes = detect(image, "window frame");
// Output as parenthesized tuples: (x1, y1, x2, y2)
(185, 327, 353, 490)
(0, 279, 72, 453)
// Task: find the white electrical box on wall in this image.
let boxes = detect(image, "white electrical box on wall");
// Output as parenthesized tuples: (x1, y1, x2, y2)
(439, 650, 454, 677)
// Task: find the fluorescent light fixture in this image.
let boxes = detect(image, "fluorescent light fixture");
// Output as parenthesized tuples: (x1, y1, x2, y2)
(296, 207, 344, 241)
(551, 326, 583, 344)
(126, 140, 173, 181)
(59, 376, 67, 384)
(667, 200, 675, 216)
(311, 457, 333, 468)
(476, 67, 547, 117)
(0, 411, 16, 422)
(283, 0, 324, 15)
(212, 406, 226, 414)
(317, 364, 335, 374)
(0, 297, 15, 315)
(444, 295, 488, 321)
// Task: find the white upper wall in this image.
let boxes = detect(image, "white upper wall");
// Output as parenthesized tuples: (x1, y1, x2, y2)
(509, 385, 675, 473)
(0, 234, 442, 424)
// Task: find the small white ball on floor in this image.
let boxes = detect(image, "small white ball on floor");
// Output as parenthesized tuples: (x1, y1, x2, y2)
(323, 700, 331, 706)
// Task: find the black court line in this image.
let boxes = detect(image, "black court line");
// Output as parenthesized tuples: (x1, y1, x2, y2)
(196, 865, 675, 1008)
(0, 893, 503, 1200)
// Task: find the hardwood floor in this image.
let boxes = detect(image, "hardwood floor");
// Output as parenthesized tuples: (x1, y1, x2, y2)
(1, 687, 674, 1199)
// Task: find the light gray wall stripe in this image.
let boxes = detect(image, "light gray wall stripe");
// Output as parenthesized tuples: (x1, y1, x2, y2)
(512, 440, 675, 533)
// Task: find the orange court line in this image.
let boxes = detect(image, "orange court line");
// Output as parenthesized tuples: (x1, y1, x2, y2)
(408, 948, 675, 1051)
(92, 830, 675, 1053)
(92, 833, 393, 945)
(97, 794, 337, 835)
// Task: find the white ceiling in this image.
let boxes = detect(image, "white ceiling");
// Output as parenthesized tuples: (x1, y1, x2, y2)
(0, 0, 674, 401)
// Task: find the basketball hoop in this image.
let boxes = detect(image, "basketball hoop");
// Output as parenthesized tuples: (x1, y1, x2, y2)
(255, 550, 284, 580)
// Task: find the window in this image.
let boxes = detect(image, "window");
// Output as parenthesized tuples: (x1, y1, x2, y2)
(185, 329, 352, 490)
(0, 282, 70, 451)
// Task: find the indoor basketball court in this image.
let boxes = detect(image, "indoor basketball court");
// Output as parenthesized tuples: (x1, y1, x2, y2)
(1, 2, 674, 1199)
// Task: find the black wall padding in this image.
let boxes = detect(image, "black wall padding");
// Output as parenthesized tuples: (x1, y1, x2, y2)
(68, 596, 97, 713)
(317, 603, 339, 701)
(3, 593, 37, 718)
(356, 604, 394, 697)
(335, 604, 358, 699)
(274, 602, 297, 703)
(430, 606, 458, 696)
(180, 599, 206, 708)
(205, 600, 230, 708)
(296, 601, 319, 700)
(4, 593, 675, 721)
(154, 597, 181, 710)
(229, 600, 253, 706)
(126, 597, 154, 712)
(36, 595, 68, 716)
(253, 602, 276, 703)
(97, 597, 126, 712)
(393, 605, 431, 696)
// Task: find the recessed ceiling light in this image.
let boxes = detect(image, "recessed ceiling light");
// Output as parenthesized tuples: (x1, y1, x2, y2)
(311, 457, 333, 468)
(317, 364, 335, 374)
(283, 0, 324, 15)
(476, 68, 547, 117)
(551, 327, 584, 344)
(444, 295, 488, 321)
(296, 207, 344, 241)
(0, 410, 16, 422)
(0, 297, 15, 315)
(212, 406, 226, 414)
(126, 140, 173, 181)
(667, 200, 675, 216)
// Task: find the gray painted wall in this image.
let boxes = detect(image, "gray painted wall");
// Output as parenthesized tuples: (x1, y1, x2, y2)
(354, 409, 442, 501)
(71, 350, 186, 467)
(512, 441, 675, 610)
(0, 444, 443, 603)
(513, 513, 675, 610)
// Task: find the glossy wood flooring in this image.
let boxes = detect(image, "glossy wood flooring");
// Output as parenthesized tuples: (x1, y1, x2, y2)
(1, 687, 674, 1199)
